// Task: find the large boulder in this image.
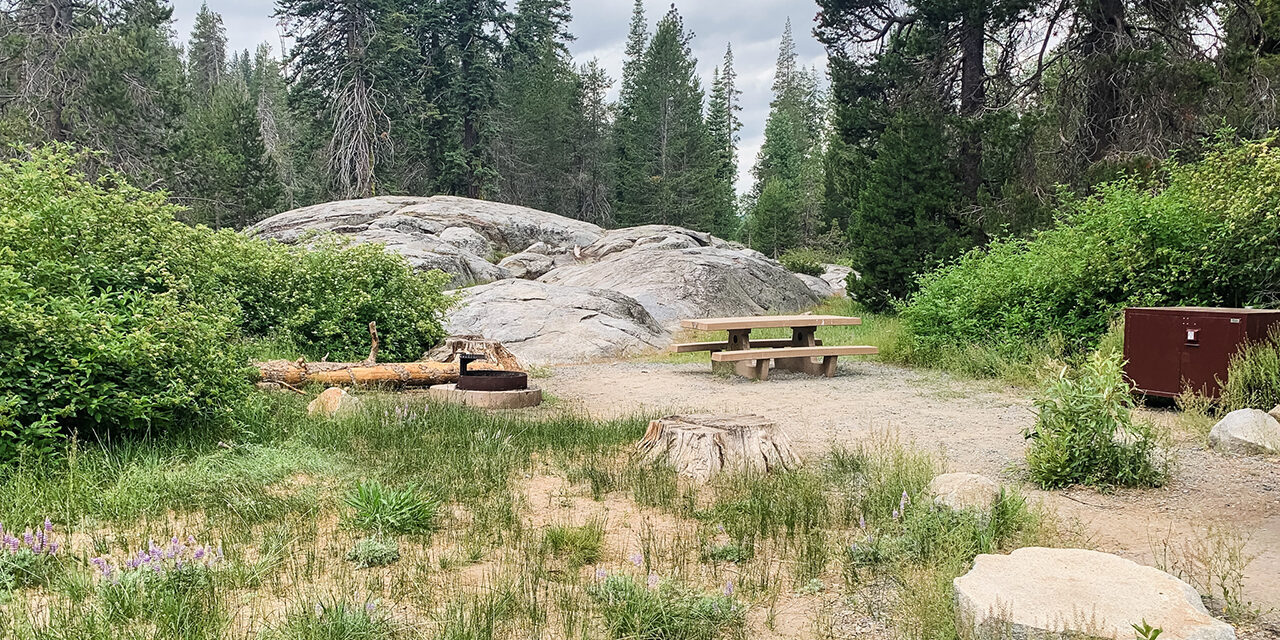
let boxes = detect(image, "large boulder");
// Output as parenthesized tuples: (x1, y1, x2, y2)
(540, 246, 821, 326)
(821, 264, 854, 298)
(1209, 408, 1280, 455)
(248, 196, 604, 287)
(955, 547, 1235, 640)
(442, 279, 667, 364)
(579, 225, 728, 259)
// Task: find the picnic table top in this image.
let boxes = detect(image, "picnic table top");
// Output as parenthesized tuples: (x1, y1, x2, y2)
(680, 314, 863, 331)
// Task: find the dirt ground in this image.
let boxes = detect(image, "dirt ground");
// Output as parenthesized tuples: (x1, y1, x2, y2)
(539, 359, 1280, 614)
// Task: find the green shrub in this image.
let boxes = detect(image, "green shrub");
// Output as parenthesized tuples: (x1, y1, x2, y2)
(200, 231, 451, 362)
(1024, 352, 1167, 488)
(344, 480, 440, 535)
(903, 136, 1280, 358)
(0, 147, 249, 457)
(346, 537, 400, 568)
(0, 146, 452, 458)
(589, 574, 744, 640)
(1220, 330, 1280, 412)
(779, 248, 829, 277)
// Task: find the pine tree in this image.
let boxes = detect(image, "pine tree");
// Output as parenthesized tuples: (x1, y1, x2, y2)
(278, 0, 391, 199)
(612, 6, 718, 230)
(747, 20, 826, 254)
(705, 45, 742, 239)
(569, 60, 614, 225)
(187, 3, 225, 97)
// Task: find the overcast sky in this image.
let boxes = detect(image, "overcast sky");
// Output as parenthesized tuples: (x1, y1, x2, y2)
(170, 0, 829, 193)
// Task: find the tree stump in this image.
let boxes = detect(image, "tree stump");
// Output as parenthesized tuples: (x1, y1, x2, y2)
(425, 335, 524, 371)
(637, 414, 800, 481)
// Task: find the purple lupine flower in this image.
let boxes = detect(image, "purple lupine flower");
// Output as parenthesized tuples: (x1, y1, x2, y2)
(892, 508, 900, 520)
(858, 514, 866, 529)
(723, 581, 734, 597)
(47, 542, 58, 555)
(366, 602, 377, 613)
(43, 518, 52, 534)
(193, 547, 206, 560)
(595, 568, 607, 579)
(23, 532, 33, 547)
(647, 573, 660, 588)
(629, 552, 643, 567)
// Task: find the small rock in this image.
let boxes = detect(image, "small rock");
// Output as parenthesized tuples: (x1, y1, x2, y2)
(927, 472, 1001, 511)
(307, 387, 361, 417)
(1209, 408, 1280, 455)
(955, 547, 1235, 640)
(1269, 404, 1280, 422)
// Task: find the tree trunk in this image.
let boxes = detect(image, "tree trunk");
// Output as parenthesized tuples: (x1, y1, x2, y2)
(254, 359, 503, 388)
(637, 414, 800, 481)
(424, 334, 524, 371)
(958, 8, 986, 203)
(1079, 0, 1127, 165)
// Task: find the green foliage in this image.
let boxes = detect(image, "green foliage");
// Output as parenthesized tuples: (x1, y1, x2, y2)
(263, 599, 400, 640)
(346, 538, 401, 568)
(0, 549, 60, 591)
(542, 519, 605, 567)
(904, 137, 1280, 356)
(1220, 330, 1280, 412)
(589, 575, 744, 640)
(779, 248, 832, 277)
(1025, 352, 1167, 489)
(0, 147, 249, 457)
(344, 480, 441, 535)
(201, 231, 452, 362)
(699, 542, 752, 564)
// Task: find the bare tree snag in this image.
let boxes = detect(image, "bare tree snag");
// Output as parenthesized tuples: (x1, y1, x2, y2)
(425, 335, 524, 372)
(637, 414, 801, 481)
(362, 321, 379, 365)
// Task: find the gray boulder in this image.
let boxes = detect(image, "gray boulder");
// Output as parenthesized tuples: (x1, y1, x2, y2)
(498, 251, 557, 280)
(248, 196, 604, 287)
(797, 273, 835, 299)
(821, 264, 854, 298)
(1209, 408, 1280, 455)
(539, 246, 822, 326)
(955, 547, 1235, 640)
(579, 225, 726, 260)
(443, 279, 667, 365)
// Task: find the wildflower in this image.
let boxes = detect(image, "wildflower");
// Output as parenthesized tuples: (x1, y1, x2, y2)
(366, 601, 377, 613)
(23, 532, 33, 547)
(723, 580, 734, 597)
(595, 568, 607, 579)
(858, 514, 866, 529)
(891, 508, 900, 520)
(647, 573, 659, 588)
(629, 552, 643, 567)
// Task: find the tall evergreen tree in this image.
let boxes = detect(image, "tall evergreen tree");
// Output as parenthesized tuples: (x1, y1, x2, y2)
(612, 6, 718, 230)
(747, 20, 826, 254)
(277, 0, 391, 199)
(705, 45, 741, 239)
(187, 3, 225, 97)
(569, 59, 614, 225)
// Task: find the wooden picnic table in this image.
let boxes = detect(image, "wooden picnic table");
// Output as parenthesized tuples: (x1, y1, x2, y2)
(674, 315, 877, 380)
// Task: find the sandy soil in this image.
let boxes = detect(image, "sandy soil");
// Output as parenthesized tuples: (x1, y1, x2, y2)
(539, 359, 1280, 614)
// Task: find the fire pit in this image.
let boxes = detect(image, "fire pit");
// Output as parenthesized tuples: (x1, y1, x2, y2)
(429, 353, 542, 409)
(457, 353, 528, 391)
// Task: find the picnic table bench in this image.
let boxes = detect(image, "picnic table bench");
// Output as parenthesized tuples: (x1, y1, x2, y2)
(673, 315, 878, 380)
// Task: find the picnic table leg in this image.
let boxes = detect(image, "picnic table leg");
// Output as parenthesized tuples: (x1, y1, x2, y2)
(774, 327, 825, 375)
(713, 329, 768, 379)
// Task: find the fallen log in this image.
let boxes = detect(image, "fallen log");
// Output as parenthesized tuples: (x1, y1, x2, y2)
(254, 359, 505, 388)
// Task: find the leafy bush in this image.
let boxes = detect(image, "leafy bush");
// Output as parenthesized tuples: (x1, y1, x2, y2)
(346, 537, 400, 568)
(1024, 352, 1167, 488)
(0, 146, 452, 458)
(779, 248, 830, 277)
(589, 574, 744, 640)
(344, 480, 440, 535)
(0, 148, 249, 457)
(903, 136, 1280, 357)
(200, 231, 451, 362)
(1220, 330, 1280, 412)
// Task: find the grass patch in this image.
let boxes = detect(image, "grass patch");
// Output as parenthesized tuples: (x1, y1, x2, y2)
(543, 519, 605, 567)
(590, 574, 745, 640)
(344, 480, 440, 535)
